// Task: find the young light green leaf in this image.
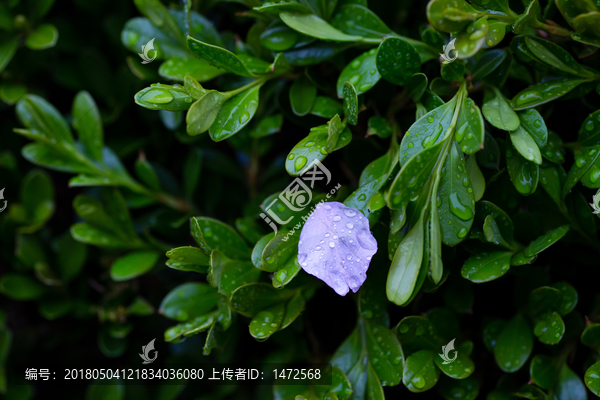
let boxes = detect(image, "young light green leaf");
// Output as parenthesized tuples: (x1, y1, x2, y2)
(110, 251, 160, 281)
(159, 57, 225, 82)
(426, 0, 479, 33)
(279, 12, 362, 42)
(186, 90, 229, 136)
(25, 24, 58, 50)
(465, 155, 485, 201)
(510, 126, 542, 165)
(455, 17, 489, 59)
(135, 83, 195, 111)
(482, 89, 520, 131)
(403, 350, 440, 393)
(166, 246, 210, 273)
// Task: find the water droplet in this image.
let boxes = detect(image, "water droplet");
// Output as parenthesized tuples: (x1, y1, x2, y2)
(295, 156, 307, 171)
(422, 123, 444, 148)
(449, 193, 474, 220)
(329, 241, 335, 248)
(344, 209, 357, 217)
(333, 216, 341, 222)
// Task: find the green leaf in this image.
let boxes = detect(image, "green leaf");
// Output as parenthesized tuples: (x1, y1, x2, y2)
(342, 82, 358, 125)
(209, 85, 261, 141)
(209, 250, 261, 296)
(71, 223, 139, 249)
(551, 281, 578, 316)
(311, 97, 343, 119)
(230, 283, 293, 317)
(0, 83, 27, 105)
(279, 12, 362, 42)
(387, 212, 424, 306)
(518, 109, 548, 148)
(133, 0, 184, 42)
(529, 286, 563, 316)
(472, 49, 507, 79)
(461, 251, 512, 283)
(403, 350, 440, 393)
(16, 94, 73, 145)
(426, 0, 479, 33)
(337, 49, 380, 96)
(110, 251, 160, 281)
(72, 91, 104, 161)
(399, 96, 456, 165)
(441, 62, 465, 82)
(159, 57, 225, 82)
(578, 109, 600, 147)
(376, 37, 421, 86)
(187, 37, 255, 77)
(524, 36, 598, 79)
(438, 376, 479, 400)
(540, 164, 564, 208)
(476, 132, 500, 169)
(290, 76, 317, 117)
(556, 0, 597, 28)
(438, 142, 475, 245)
(166, 246, 210, 273)
(455, 17, 489, 59)
(285, 124, 352, 176)
(511, 79, 586, 111)
(482, 89, 520, 131)
(0, 273, 46, 300)
(259, 25, 301, 51)
(494, 315, 533, 373)
(121, 18, 188, 60)
(86, 383, 124, 400)
(272, 257, 302, 288)
(465, 155, 485, 201)
(261, 232, 300, 272)
(56, 233, 87, 281)
(510, 125, 542, 165)
(434, 350, 475, 379)
(186, 90, 229, 135)
(554, 365, 588, 400)
(564, 145, 600, 195)
(363, 320, 404, 386)
(331, 4, 392, 39)
(512, 0, 541, 34)
(523, 225, 569, 257)
(483, 319, 506, 352)
(533, 312, 564, 345)
(0, 36, 19, 73)
(190, 217, 251, 259)
(530, 355, 561, 390)
(159, 282, 220, 321)
(506, 139, 539, 195)
(396, 316, 442, 357)
(407, 73, 428, 103)
(249, 303, 286, 341)
(249, 114, 284, 138)
(585, 360, 600, 396)
(134, 83, 195, 111)
(25, 24, 58, 50)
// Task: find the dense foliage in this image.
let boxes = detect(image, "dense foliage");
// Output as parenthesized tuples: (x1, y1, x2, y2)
(3, 0, 600, 399)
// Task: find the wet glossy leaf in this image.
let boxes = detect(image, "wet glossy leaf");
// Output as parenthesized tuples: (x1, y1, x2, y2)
(376, 37, 421, 86)
(484, 20, 509, 49)
(285, 124, 352, 176)
(272, 257, 302, 288)
(331, 4, 391, 39)
(438, 142, 475, 245)
(230, 283, 292, 317)
(342, 82, 358, 125)
(403, 350, 440, 393)
(284, 41, 352, 66)
(25, 24, 58, 50)
(298, 202, 377, 296)
(159, 57, 225, 82)
(578, 109, 600, 147)
(135, 83, 195, 111)
(249, 303, 285, 341)
(396, 316, 443, 356)
(506, 139, 539, 195)
(551, 282, 578, 316)
(399, 97, 457, 165)
(482, 89, 520, 131)
(279, 12, 362, 42)
(524, 36, 598, 79)
(438, 376, 479, 400)
(483, 319, 506, 352)
(110, 251, 160, 281)
(472, 49, 506, 79)
(461, 251, 512, 283)
(510, 125, 542, 165)
(456, 97, 484, 155)
(455, 17, 489, 59)
(387, 213, 424, 306)
(563, 145, 600, 196)
(191, 217, 251, 259)
(311, 97, 343, 119)
(529, 286, 563, 316)
(581, 323, 600, 350)
(364, 320, 404, 386)
(262, 231, 300, 273)
(585, 360, 600, 396)
(166, 246, 210, 273)
(209, 250, 261, 296)
(159, 283, 220, 321)
(388, 141, 444, 210)
(434, 350, 475, 379)
(16, 94, 73, 145)
(337, 49, 380, 97)
(556, 0, 597, 27)
(441, 62, 465, 82)
(426, 0, 479, 33)
(290, 76, 317, 117)
(187, 37, 255, 77)
(523, 225, 569, 257)
(533, 312, 564, 345)
(511, 79, 587, 111)
(210, 85, 261, 141)
(539, 164, 564, 207)
(494, 315, 533, 373)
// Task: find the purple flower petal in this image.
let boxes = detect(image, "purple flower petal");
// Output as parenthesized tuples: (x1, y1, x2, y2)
(298, 202, 378, 296)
